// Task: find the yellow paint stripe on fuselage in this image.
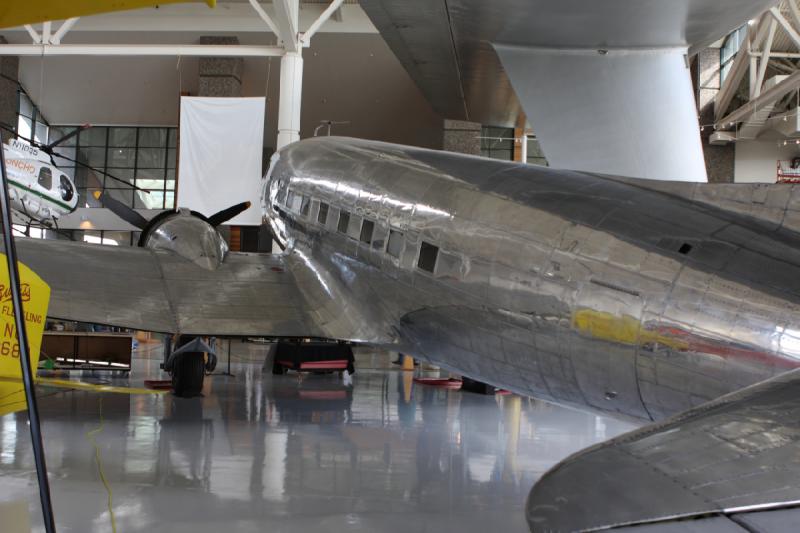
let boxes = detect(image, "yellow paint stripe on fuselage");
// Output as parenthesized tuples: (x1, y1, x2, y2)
(572, 309, 689, 351)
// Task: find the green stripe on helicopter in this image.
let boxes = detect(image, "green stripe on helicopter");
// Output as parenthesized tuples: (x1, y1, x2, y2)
(8, 179, 75, 213)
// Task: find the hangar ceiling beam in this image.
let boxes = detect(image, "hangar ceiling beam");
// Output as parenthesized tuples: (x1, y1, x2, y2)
(716, 68, 800, 128)
(754, 18, 779, 98)
(247, 0, 284, 42)
(0, 44, 284, 57)
(50, 17, 79, 45)
(301, 0, 345, 45)
(716, 15, 769, 120)
(790, 0, 800, 31)
(714, 1, 800, 131)
(23, 24, 41, 44)
(770, 7, 800, 50)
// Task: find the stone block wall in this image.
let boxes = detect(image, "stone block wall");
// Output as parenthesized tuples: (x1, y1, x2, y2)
(198, 36, 243, 98)
(442, 119, 481, 155)
(695, 47, 735, 183)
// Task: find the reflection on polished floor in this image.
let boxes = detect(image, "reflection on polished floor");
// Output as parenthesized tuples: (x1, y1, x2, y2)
(0, 343, 637, 532)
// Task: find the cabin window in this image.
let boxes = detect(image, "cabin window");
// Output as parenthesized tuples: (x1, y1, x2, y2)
(286, 190, 296, 210)
(38, 167, 52, 190)
(360, 220, 375, 244)
(418, 241, 439, 273)
(372, 223, 388, 250)
(277, 184, 288, 204)
(386, 229, 404, 258)
(338, 210, 350, 233)
(318, 202, 329, 225)
(59, 175, 74, 202)
(300, 194, 310, 216)
(435, 250, 461, 279)
(347, 214, 363, 239)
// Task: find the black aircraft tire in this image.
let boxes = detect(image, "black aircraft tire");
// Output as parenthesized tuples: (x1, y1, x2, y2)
(172, 353, 205, 398)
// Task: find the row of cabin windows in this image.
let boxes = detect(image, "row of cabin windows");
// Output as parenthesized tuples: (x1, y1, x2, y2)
(282, 187, 460, 277)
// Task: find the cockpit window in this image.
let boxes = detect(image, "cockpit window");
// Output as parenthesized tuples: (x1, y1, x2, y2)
(300, 195, 310, 216)
(59, 175, 74, 202)
(38, 167, 52, 190)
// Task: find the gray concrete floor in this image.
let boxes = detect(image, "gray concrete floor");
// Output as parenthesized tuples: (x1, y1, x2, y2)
(0, 342, 637, 532)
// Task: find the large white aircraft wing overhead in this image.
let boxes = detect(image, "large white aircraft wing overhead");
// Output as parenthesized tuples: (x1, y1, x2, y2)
(360, 0, 778, 182)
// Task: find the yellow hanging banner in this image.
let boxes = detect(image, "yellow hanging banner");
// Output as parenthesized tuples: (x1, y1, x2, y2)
(0, 256, 50, 378)
(0, 255, 166, 417)
(0, 255, 50, 416)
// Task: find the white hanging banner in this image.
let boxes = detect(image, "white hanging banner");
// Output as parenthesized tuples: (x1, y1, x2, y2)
(178, 96, 265, 225)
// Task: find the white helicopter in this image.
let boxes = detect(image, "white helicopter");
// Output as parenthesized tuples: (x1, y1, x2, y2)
(3, 136, 78, 227)
(1, 124, 146, 233)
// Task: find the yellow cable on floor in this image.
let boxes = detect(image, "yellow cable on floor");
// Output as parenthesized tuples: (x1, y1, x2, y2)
(85, 396, 117, 533)
(39, 377, 166, 395)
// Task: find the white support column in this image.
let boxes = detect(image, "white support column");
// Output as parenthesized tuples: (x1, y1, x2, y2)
(273, 0, 300, 53)
(519, 134, 528, 164)
(276, 51, 304, 149)
(42, 21, 51, 45)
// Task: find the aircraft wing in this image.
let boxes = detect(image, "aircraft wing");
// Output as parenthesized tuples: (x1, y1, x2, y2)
(360, 0, 775, 182)
(9, 238, 324, 338)
(0, 0, 215, 29)
(527, 367, 800, 532)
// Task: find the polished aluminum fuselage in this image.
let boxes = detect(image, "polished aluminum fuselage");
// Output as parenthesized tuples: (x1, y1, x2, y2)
(265, 137, 800, 422)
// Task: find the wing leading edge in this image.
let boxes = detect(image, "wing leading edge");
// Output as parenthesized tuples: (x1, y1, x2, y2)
(8, 238, 323, 338)
(527, 367, 800, 532)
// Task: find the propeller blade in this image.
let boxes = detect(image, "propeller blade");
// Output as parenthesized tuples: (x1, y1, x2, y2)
(207, 201, 251, 226)
(45, 123, 90, 150)
(94, 191, 149, 230)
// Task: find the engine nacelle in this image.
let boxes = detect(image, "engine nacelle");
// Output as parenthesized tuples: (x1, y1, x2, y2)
(139, 208, 228, 270)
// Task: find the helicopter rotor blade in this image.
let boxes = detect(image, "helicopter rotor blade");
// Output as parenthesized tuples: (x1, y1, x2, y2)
(93, 191, 149, 230)
(0, 122, 150, 194)
(207, 201, 251, 227)
(45, 123, 90, 151)
(52, 151, 151, 193)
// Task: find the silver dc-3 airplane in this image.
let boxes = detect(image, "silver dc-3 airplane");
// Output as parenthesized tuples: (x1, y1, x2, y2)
(10, 136, 800, 531)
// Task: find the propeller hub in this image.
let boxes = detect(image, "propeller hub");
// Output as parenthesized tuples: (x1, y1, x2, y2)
(142, 209, 228, 270)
